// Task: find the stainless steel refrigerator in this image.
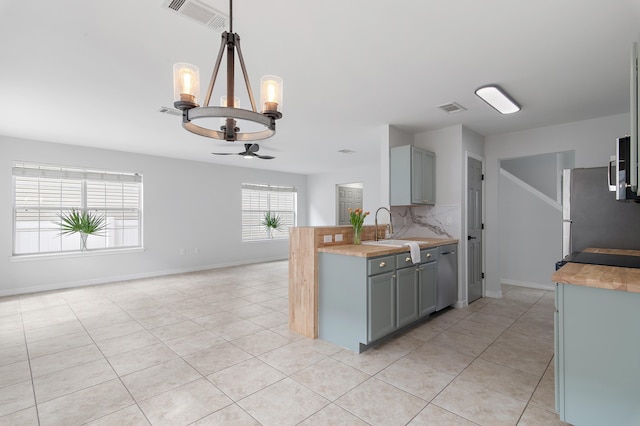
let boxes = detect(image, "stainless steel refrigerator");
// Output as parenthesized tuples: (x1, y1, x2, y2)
(562, 167, 640, 258)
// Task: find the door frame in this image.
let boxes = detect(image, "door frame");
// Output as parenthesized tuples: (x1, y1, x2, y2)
(463, 151, 486, 306)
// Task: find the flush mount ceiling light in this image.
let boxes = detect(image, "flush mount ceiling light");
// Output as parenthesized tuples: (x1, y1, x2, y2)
(475, 85, 521, 114)
(172, 0, 283, 142)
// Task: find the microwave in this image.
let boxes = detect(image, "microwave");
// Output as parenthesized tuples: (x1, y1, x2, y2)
(608, 136, 640, 201)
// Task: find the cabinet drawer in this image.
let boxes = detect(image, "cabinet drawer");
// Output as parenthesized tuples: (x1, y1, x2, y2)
(396, 252, 416, 268)
(368, 255, 395, 275)
(420, 248, 438, 263)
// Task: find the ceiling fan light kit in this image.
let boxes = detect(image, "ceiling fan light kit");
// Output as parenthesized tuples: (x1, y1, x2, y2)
(172, 0, 283, 142)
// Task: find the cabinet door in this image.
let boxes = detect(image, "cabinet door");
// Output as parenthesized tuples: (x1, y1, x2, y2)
(411, 148, 424, 205)
(396, 267, 419, 328)
(419, 261, 437, 317)
(421, 150, 435, 205)
(411, 147, 436, 205)
(368, 272, 396, 342)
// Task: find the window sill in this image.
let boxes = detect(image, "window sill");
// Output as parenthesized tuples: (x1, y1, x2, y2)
(10, 247, 146, 262)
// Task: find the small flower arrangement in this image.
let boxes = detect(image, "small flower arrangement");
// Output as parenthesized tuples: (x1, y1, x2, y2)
(348, 208, 369, 244)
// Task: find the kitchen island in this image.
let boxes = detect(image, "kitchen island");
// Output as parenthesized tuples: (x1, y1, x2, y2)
(317, 238, 458, 353)
(552, 248, 640, 426)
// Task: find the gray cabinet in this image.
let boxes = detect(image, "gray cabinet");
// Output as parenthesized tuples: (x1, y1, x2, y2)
(318, 250, 442, 353)
(367, 272, 396, 342)
(396, 264, 419, 328)
(390, 145, 436, 206)
(555, 283, 640, 425)
(418, 249, 438, 316)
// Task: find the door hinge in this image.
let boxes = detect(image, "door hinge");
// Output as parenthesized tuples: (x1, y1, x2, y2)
(482, 272, 485, 279)
(481, 174, 485, 180)
(481, 223, 485, 230)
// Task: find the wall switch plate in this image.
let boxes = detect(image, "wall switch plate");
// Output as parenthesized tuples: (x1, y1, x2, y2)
(323, 235, 332, 243)
(179, 248, 186, 255)
(194, 248, 200, 254)
(335, 234, 343, 242)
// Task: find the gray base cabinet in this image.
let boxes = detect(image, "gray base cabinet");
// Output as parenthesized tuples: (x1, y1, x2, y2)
(396, 266, 419, 328)
(319, 248, 440, 353)
(555, 283, 640, 425)
(419, 260, 437, 316)
(368, 272, 395, 342)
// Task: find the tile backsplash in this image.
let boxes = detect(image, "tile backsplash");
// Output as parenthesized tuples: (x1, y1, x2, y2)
(390, 205, 460, 239)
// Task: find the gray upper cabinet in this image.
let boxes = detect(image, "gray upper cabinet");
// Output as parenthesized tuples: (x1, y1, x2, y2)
(390, 145, 436, 206)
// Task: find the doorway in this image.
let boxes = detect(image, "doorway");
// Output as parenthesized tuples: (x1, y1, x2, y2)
(336, 183, 363, 225)
(467, 156, 483, 303)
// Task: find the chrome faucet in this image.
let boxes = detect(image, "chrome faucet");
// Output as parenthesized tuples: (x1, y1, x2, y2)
(374, 207, 393, 241)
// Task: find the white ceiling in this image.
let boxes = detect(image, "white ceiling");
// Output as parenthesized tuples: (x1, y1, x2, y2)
(1, 0, 639, 174)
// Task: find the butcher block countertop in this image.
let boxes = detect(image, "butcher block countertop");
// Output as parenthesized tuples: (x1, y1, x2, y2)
(552, 248, 640, 293)
(317, 237, 458, 258)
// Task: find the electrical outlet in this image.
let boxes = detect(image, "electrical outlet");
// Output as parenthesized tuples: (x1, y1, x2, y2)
(323, 235, 332, 243)
(194, 248, 200, 254)
(446, 216, 452, 225)
(335, 234, 343, 242)
(179, 248, 186, 255)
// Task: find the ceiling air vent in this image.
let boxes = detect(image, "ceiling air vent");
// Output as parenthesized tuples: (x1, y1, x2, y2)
(164, 0, 228, 31)
(438, 102, 466, 114)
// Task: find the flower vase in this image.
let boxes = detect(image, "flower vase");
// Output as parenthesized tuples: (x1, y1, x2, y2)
(80, 232, 88, 251)
(353, 226, 362, 245)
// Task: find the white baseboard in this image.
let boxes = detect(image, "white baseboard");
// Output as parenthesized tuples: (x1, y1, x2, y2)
(501, 278, 555, 291)
(484, 289, 503, 298)
(0, 256, 288, 297)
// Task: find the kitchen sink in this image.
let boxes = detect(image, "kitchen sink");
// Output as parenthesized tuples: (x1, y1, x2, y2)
(361, 239, 421, 247)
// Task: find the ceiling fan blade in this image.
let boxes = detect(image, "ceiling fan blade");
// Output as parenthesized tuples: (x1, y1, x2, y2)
(255, 154, 275, 159)
(211, 152, 238, 155)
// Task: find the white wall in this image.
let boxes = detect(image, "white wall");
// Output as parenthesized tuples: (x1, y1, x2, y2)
(499, 171, 561, 289)
(307, 164, 384, 226)
(0, 135, 308, 295)
(307, 126, 390, 226)
(484, 113, 630, 297)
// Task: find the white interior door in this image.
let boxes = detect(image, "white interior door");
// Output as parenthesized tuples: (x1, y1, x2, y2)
(467, 157, 483, 303)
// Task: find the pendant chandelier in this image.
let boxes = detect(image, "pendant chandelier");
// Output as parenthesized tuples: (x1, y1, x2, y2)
(172, 0, 283, 142)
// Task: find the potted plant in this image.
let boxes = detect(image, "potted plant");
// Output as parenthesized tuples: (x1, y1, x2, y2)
(261, 211, 282, 239)
(58, 209, 106, 251)
(348, 207, 369, 244)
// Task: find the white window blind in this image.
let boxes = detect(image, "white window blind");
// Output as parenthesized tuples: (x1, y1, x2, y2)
(241, 183, 296, 241)
(13, 162, 143, 255)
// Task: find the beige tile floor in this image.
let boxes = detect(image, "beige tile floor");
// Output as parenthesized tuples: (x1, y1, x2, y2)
(0, 260, 569, 425)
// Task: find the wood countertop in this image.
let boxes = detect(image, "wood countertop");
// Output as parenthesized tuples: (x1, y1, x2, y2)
(552, 248, 640, 293)
(317, 237, 458, 258)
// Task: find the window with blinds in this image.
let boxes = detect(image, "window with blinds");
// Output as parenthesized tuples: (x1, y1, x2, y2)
(13, 162, 143, 255)
(241, 183, 296, 241)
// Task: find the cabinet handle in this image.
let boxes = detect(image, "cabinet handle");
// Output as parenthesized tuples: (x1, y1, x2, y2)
(405, 257, 411, 262)
(379, 261, 386, 268)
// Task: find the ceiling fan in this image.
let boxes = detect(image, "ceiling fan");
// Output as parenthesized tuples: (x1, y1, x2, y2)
(212, 143, 275, 160)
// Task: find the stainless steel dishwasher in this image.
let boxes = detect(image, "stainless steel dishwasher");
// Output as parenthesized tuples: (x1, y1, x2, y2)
(436, 244, 458, 310)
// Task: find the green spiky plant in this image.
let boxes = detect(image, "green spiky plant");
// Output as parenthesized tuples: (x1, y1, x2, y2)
(260, 211, 283, 238)
(58, 209, 106, 250)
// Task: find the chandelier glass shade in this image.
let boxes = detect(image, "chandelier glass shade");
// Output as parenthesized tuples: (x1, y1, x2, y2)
(172, 1, 283, 142)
